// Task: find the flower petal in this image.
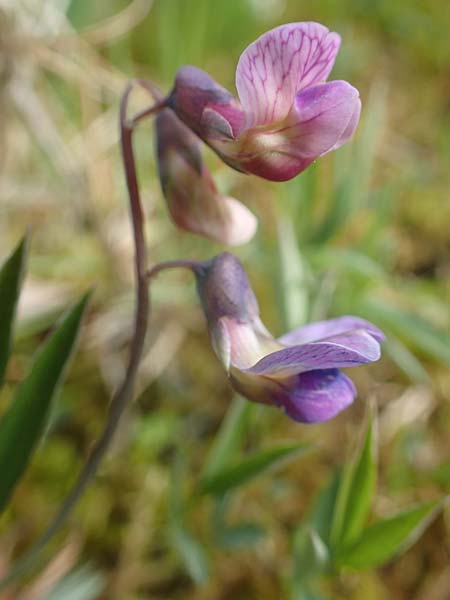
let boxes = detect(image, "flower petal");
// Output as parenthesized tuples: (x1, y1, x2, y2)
(280, 369, 356, 423)
(156, 110, 257, 246)
(170, 65, 245, 140)
(284, 80, 361, 158)
(229, 367, 355, 421)
(328, 95, 362, 152)
(236, 22, 341, 128)
(278, 316, 385, 345)
(245, 329, 381, 377)
(194, 253, 261, 325)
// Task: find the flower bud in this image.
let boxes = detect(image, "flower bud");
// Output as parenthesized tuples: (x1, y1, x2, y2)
(155, 109, 257, 246)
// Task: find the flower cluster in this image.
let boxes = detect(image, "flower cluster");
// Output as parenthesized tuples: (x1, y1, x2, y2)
(147, 22, 383, 424)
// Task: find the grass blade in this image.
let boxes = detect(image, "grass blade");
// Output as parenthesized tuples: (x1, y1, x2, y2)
(331, 413, 377, 547)
(0, 234, 29, 386)
(337, 501, 440, 569)
(199, 443, 311, 496)
(202, 395, 251, 480)
(0, 292, 91, 512)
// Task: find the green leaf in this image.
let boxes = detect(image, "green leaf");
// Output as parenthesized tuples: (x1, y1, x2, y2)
(331, 413, 377, 548)
(308, 469, 341, 545)
(337, 501, 439, 569)
(0, 234, 29, 386)
(169, 454, 209, 584)
(199, 443, 311, 496)
(0, 292, 91, 512)
(293, 526, 329, 579)
(202, 395, 251, 480)
(277, 215, 309, 330)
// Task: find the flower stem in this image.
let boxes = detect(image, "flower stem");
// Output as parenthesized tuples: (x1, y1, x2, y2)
(130, 100, 167, 128)
(146, 259, 200, 281)
(0, 81, 152, 589)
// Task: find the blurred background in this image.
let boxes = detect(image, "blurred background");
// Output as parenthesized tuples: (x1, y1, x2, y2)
(0, 0, 449, 598)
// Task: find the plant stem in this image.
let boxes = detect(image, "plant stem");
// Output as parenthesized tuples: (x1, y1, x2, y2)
(0, 80, 153, 589)
(146, 259, 200, 281)
(131, 99, 167, 128)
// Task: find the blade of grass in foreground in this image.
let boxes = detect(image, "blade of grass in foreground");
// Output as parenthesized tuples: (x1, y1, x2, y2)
(199, 443, 311, 496)
(0, 292, 91, 512)
(0, 234, 29, 387)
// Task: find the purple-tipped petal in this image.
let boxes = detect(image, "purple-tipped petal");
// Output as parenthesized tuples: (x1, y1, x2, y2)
(285, 80, 361, 158)
(246, 329, 381, 377)
(236, 22, 341, 128)
(229, 80, 361, 181)
(278, 316, 385, 345)
(280, 369, 356, 423)
(156, 110, 257, 246)
(328, 95, 361, 152)
(170, 66, 245, 140)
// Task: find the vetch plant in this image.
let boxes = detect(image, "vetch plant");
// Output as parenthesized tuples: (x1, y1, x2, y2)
(0, 18, 441, 595)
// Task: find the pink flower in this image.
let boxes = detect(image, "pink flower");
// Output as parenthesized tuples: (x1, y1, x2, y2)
(168, 22, 361, 182)
(155, 109, 257, 245)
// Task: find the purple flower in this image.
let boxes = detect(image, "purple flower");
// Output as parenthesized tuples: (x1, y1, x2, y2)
(192, 253, 384, 424)
(168, 22, 361, 182)
(155, 109, 257, 245)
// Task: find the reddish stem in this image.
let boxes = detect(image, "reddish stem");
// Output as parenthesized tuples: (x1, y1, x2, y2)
(146, 259, 200, 280)
(0, 80, 157, 589)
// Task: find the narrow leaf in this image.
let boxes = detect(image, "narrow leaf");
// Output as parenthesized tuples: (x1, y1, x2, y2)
(337, 501, 439, 569)
(199, 443, 310, 496)
(341, 414, 377, 545)
(0, 234, 29, 386)
(293, 526, 329, 579)
(277, 215, 309, 330)
(308, 469, 341, 545)
(0, 292, 91, 512)
(331, 413, 377, 547)
(202, 395, 250, 479)
(169, 454, 209, 584)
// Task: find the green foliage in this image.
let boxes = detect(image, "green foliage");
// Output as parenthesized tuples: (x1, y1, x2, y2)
(199, 442, 311, 496)
(291, 413, 441, 596)
(202, 395, 251, 480)
(0, 234, 29, 386)
(331, 412, 377, 547)
(0, 290, 90, 512)
(293, 526, 329, 581)
(169, 454, 210, 584)
(308, 470, 341, 546)
(336, 501, 439, 569)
